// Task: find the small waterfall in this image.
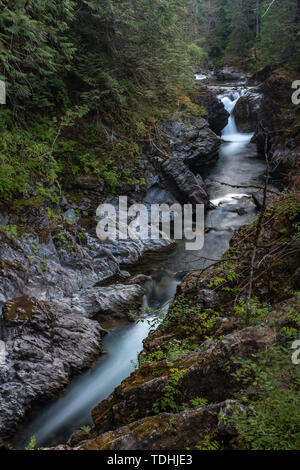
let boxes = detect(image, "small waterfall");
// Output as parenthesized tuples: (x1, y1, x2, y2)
(219, 88, 253, 143)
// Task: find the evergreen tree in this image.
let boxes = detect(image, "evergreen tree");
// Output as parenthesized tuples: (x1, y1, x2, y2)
(259, 0, 300, 65)
(0, 0, 76, 113)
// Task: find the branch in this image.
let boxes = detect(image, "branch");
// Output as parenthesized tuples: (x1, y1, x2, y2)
(212, 180, 280, 195)
(262, 0, 276, 17)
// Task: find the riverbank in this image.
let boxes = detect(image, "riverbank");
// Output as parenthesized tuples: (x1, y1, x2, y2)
(62, 188, 300, 451)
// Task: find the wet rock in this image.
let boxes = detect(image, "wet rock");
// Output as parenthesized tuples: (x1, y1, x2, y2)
(236, 208, 247, 216)
(233, 89, 263, 133)
(75, 404, 222, 450)
(162, 118, 221, 170)
(216, 67, 246, 82)
(160, 157, 210, 208)
(126, 274, 152, 285)
(0, 296, 103, 442)
(54, 283, 146, 320)
(191, 88, 229, 135)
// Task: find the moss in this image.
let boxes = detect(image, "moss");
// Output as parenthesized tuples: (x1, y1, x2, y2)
(2, 296, 36, 322)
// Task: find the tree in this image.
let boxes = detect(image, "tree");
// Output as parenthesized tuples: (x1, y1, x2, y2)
(0, 0, 76, 113)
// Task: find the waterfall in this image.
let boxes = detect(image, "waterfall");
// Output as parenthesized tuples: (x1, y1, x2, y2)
(219, 88, 253, 143)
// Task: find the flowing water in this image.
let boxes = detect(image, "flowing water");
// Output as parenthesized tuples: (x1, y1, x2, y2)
(14, 85, 268, 449)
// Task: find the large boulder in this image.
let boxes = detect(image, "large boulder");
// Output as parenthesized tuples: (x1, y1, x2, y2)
(162, 118, 221, 170)
(0, 296, 104, 442)
(74, 404, 222, 450)
(160, 157, 211, 208)
(54, 283, 146, 322)
(233, 89, 263, 133)
(191, 88, 229, 135)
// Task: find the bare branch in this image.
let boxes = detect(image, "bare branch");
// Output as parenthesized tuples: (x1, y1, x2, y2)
(262, 0, 276, 17)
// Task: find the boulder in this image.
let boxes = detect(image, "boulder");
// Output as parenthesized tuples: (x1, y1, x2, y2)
(216, 67, 246, 82)
(191, 88, 229, 135)
(53, 283, 146, 321)
(233, 89, 263, 133)
(253, 68, 300, 170)
(162, 118, 221, 170)
(75, 404, 222, 450)
(0, 296, 104, 442)
(160, 157, 210, 208)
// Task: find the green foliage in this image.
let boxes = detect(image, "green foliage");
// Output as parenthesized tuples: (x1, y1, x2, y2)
(234, 297, 271, 326)
(153, 368, 187, 414)
(0, 0, 197, 201)
(81, 425, 91, 436)
(196, 435, 220, 451)
(0, 0, 76, 112)
(25, 435, 37, 451)
(259, 0, 299, 66)
(232, 347, 300, 450)
(195, 0, 299, 67)
(189, 397, 209, 407)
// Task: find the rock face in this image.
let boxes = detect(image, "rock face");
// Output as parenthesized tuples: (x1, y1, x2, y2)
(162, 118, 221, 170)
(54, 283, 146, 321)
(253, 68, 300, 171)
(233, 89, 263, 133)
(90, 325, 275, 435)
(191, 88, 229, 135)
(0, 219, 173, 311)
(160, 157, 210, 208)
(75, 404, 222, 450)
(0, 296, 104, 442)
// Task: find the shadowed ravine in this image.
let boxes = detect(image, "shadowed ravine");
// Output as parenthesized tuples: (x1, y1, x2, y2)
(14, 85, 269, 449)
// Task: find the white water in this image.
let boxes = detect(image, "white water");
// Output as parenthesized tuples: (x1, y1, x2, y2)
(194, 74, 207, 81)
(14, 85, 264, 449)
(220, 89, 253, 143)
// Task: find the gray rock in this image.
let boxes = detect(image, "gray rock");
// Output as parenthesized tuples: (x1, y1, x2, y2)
(191, 88, 229, 135)
(64, 209, 78, 224)
(160, 157, 210, 208)
(0, 296, 104, 442)
(233, 89, 263, 133)
(216, 67, 246, 82)
(196, 289, 220, 308)
(53, 284, 146, 320)
(162, 118, 221, 170)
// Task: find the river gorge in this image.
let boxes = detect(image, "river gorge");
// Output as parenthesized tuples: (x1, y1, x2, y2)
(10, 80, 277, 449)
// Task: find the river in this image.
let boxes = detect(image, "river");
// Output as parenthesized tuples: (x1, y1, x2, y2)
(14, 83, 268, 449)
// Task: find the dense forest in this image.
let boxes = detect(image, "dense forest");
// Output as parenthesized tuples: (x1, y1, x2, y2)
(0, 0, 299, 202)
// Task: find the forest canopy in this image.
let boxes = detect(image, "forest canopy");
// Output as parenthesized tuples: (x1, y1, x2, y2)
(0, 0, 299, 202)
